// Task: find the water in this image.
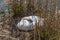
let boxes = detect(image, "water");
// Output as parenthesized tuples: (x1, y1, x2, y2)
(0, 0, 9, 19)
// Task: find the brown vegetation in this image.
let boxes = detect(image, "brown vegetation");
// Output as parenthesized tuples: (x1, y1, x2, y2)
(0, 0, 60, 40)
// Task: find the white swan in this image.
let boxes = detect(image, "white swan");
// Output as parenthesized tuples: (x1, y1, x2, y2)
(17, 16, 44, 31)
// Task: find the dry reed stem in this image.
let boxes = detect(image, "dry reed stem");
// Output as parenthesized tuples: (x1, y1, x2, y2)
(0, 34, 19, 40)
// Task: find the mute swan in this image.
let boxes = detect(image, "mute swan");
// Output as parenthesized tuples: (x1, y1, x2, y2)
(17, 16, 44, 31)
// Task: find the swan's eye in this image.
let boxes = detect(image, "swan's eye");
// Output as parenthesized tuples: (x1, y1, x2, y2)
(27, 19, 33, 23)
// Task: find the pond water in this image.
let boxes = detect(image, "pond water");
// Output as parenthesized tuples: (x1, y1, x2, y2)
(0, 0, 9, 19)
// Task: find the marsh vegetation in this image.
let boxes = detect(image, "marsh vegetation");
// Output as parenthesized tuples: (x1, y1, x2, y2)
(0, 0, 60, 40)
